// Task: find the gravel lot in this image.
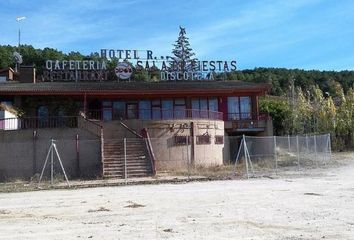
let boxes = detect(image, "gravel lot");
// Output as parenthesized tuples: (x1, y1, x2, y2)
(0, 154, 353, 240)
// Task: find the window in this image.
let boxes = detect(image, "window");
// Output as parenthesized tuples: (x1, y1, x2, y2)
(162, 100, 173, 119)
(37, 106, 49, 127)
(38, 106, 49, 119)
(209, 98, 218, 119)
(240, 97, 251, 119)
(174, 135, 191, 145)
(227, 96, 251, 120)
(196, 134, 211, 145)
(102, 101, 112, 121)
(139, 100, 151, 120)
(152, 99, 161, 119)
(191, 98, 200, 118)
(191, 98, 219, 119)
(127, 103, 138, 119)
(215, 135, 224, 144)
(113, 101, 126, 120)
(174, 98, 186, 119)
(227, 97, 240, 120)
(200, 99, 208, 118)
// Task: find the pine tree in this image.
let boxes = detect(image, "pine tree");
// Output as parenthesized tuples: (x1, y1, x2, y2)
(169, 26, 197, 73)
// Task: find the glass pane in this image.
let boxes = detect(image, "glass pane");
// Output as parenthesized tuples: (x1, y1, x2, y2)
(127, 104, 138, 119)
(174, 98, 185, 105)
(152, 107, 161, 119)
(102, 101, 111, 107)
(209, 98, 218, 119)
(113, 101, 125, 120)
(103, 108, 112, 121)
(139, 100, 151, 120)
(191, 98, 200, 118)
(174, 105, 186, 119)
(162, 100, 173, 119)
(208, 98, 218, 112)
(38, 106, 49, 119)
(227, 97, 240, 120)
(200, 99, 208, 118)
(152, 99, 160, 106)
(240, 96, 251, 119)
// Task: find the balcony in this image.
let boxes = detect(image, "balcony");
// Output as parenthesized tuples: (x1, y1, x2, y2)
(87, 108, 223, 121)
(225, 113, 269, 132)
(0, 116, 78, 130)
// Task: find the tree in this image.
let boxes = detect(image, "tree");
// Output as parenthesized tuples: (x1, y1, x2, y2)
(169, 26, 198, 73)
(259, 96, 292, 135)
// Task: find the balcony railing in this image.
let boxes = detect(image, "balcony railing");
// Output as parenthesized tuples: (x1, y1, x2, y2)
(0, 116, 78, 130)
(87, 108, 223, 121)
(227, 112, 269, 121)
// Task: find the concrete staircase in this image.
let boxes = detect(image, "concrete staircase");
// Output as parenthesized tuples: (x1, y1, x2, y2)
(102, 137, 153, 179)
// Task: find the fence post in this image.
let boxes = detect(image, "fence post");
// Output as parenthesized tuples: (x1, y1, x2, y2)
(288, 135, 291, 152)
(124, 138, 127, 183)
(327, 133, 332, 163)
(51, 139, 54, 185)
(243, 135, 249, 179)
(76, 134, 80, 177)
(314, 135, 318, 167)
(328, 133, 332, 161)
(186, 135, 190, 180)
(274, 136, 278, 174)
(32, 130, 37, 175)
(234, 136, 242, 175)
(296, 135, 300, 171)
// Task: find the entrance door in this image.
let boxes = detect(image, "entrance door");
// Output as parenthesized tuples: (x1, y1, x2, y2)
(127, 103, 138, 119)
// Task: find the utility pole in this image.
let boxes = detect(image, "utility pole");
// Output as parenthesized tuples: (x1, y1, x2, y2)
(16, 16, 26, 51)
(15, 16, 26, 72)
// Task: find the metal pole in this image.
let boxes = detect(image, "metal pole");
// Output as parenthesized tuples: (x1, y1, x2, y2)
(38, 143, 52, 184)
(124, 138, 127, 183)
(243, 135, 249, 179)
(288, 135, 291, 152)
(314, 135, 318, 167)
(233, 137, 243, 174)
(296, 135, 300, 171)
(50, 139, 54, 185)
(328, 133, 332, 162)
(274, 136, 278, 174)
(186, 136, 190, 180)
(244, 139, 254, 177)
(53, 143, 70, 187)
(76, 134, 80, 177)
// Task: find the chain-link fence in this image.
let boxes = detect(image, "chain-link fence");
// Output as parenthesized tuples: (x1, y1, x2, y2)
(0, 131, 332, 182)
(234, 134, 331, 178)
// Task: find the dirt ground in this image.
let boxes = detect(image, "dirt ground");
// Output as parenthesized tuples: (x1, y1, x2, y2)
(0, 153, 353, 240)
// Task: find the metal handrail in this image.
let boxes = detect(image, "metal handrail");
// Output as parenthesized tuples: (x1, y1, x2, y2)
(119, 121, 143, 139)
(142, 128, 156, 175)
(87, 108, 223, 121)
(77, 115, 102, 137)
(227, 112, 269, 121)
(0, 116, 78, 130)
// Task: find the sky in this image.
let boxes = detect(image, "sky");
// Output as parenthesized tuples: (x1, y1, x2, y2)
(1, 0, 354, 71)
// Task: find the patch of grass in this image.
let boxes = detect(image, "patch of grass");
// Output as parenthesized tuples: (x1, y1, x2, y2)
(88, 207, 111, 213)
(0, 209, 11, 215)
(124, 201, 145, 208)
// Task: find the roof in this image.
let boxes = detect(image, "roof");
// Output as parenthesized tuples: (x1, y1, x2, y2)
(0, 80, 270, 97)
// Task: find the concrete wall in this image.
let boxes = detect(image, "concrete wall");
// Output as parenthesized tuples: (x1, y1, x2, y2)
(0, 128, 100, 181)
(145, 120, 224, 171)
